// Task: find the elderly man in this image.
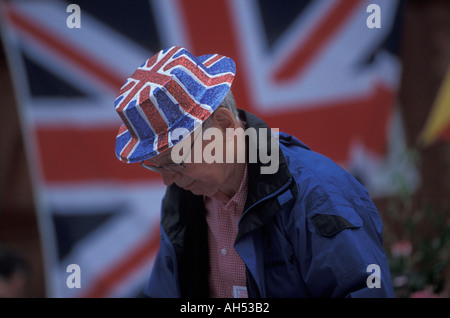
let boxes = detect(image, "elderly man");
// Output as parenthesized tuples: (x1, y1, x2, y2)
(114, 46, 394, 298)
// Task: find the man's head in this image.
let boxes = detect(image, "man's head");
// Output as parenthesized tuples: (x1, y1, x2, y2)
(141, 91, 246, 197)
(115, 46, 245, 197)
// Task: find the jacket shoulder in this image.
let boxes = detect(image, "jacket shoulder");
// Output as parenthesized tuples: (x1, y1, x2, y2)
(279, 132, 376, 231)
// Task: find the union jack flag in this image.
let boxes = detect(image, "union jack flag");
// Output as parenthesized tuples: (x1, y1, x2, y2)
(0, 0, 414, 297)
(115, 46, 235, 163)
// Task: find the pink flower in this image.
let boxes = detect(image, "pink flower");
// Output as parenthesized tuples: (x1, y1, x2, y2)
(393, 275, 408, 288)
(391, 240, 412, 257)
(410, 286, 439, 298)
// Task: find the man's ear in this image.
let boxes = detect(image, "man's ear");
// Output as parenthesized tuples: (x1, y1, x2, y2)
(211, 107, 238, 131)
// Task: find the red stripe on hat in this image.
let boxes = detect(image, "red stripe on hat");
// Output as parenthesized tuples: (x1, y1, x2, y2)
(79, 223, 160, 298)
(132, 69, 172, 88)
(116, 81, 137, 113)
(143, 52, 159, 69)
(139, 86, 170, 153)
(35, 126, 162, 182)
(115, 80, 139, 149)
(164, 55, 234, 86)
(203, 54, 222, 67)
(165, 80, 213, 121)
(117, 124, 127, 136)
(273, 0, 361, 81)
(119, 134, 139, 162)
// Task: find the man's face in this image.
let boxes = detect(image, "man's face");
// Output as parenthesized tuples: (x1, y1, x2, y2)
(142, 107, 245, 197)
(148, 131, 230, 197)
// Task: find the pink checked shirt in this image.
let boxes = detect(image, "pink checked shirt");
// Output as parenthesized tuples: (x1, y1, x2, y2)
(204, 166, 248, 298)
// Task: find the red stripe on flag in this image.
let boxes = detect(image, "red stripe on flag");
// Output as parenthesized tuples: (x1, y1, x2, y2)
(35, 126, 161, 182)
(273, 0, 362, 81)
(263, 84, 395, 163)
(79, 224, 160, 298)
(178, 0, 255, 129)
(35, 85, 395, 182)
(181, 0, 236, 57)
(4, 4, 124, 92)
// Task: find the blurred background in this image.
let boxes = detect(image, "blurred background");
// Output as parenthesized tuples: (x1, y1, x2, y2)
(0, 0, 449, 297)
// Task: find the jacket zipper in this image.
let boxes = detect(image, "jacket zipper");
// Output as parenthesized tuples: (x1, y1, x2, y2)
(237, 177, 295, 298)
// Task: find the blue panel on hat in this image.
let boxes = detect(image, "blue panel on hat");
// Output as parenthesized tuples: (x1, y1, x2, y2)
(205, 57, 235, 76)
(114, 94, 124, 108)
(200, 84, 231, 107)
(171, 68, 207, 102)
(132, 138, 157, 161)
(124, 100, 154, 140)
(153, 86, 186, 124)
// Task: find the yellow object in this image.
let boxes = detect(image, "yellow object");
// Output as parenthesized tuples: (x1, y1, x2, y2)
(420, 65, 450, 146)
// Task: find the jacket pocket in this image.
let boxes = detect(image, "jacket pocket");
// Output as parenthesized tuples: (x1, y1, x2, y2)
(311, 213, 362, 237)
(307, 207, 363, 238)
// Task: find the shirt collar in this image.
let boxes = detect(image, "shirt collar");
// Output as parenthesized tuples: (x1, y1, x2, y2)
(204, 164, 248, 212)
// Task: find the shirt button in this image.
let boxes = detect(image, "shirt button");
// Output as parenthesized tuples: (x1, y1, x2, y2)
(221, 248, 227, 255)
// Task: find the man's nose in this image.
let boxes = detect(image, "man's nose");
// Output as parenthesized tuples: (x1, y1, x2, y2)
(160, 169, 182, 186)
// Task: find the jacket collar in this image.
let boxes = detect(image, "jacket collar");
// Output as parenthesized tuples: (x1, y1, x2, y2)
(235, 109, 297, 241)
(162, 109, 296, 237)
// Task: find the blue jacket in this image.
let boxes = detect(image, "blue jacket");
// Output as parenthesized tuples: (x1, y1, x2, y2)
(144, 110, 394, 298)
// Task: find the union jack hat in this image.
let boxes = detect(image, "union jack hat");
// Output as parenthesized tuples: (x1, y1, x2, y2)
(114, 46, 236, 163)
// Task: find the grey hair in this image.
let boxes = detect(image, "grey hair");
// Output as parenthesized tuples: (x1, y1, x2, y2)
(218, 90, 238, 118)
(202, 90, 238, 129)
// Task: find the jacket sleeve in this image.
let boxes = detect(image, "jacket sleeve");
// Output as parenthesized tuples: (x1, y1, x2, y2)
(278, 135, 394, 297)
(295, 190, 395, 298)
